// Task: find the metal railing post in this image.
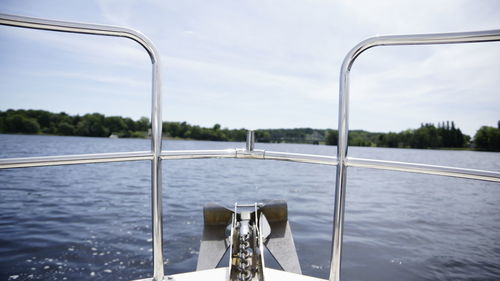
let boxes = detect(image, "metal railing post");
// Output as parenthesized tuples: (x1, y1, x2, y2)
(246, 130, 255, 151)
(150, 49, 164, 281)
(329, 55, 350, 281)
(151, 156, 164, 280)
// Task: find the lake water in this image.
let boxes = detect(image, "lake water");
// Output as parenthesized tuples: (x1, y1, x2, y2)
(1, 134, 499, 280)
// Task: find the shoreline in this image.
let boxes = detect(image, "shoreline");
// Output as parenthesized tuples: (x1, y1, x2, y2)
(1, 133, 497, 152)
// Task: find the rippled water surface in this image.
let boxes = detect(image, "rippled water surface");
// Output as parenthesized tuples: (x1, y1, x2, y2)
(1, 134, 499, 280)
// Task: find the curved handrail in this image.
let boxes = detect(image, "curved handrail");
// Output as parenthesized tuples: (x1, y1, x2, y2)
(331, 29, 500, 281)
(0, 13, 165, 280)
(0, 14, 159, 62)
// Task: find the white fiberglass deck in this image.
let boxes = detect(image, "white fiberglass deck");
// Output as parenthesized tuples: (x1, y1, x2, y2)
(135, 267, 326, 281)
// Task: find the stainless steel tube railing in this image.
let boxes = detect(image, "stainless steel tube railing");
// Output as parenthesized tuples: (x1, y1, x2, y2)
(0, 151, 154, 169)
(0, 14, 165, 281)
(347, 157, 500, 182)
(2, 149, 499, 181)
(160, 149, 339, 165)
(330, 29, 500, 281)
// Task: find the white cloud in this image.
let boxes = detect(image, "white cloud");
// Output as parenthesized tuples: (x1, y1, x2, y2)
(0, 26, 150, 65)
(348, 42, 500, 134)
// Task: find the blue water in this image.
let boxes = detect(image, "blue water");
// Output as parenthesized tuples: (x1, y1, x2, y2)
(1, 134, 499, 280)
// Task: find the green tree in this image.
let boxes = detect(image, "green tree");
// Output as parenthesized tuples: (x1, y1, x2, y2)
(4, 114, 40, 133)
(474, 126, 500, 151)
(80, 113, 109, 137)
(105, 116, 128, 134)
(178, 122, 189, 138)
(75, 120, 90, 136)
(325, 130, 338, 145)
(137, 117, 150, 132)
(255, 131, 272, 143)
(123, 118, 136, 131)
(57, 122, 75, 135)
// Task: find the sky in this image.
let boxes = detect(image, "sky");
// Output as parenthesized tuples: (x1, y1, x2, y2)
(0, 0, 499, 136)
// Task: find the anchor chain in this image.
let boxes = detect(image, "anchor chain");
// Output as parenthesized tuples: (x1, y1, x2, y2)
(237, 232, 253, 281)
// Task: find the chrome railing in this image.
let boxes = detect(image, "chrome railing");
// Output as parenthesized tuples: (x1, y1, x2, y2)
(330, 29, 500, 281)
(0, 14, 165, 281)
(1, 13, 499, 281)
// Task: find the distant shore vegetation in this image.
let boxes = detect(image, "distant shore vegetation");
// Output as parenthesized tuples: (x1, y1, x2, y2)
(0, 109, 499, 152)
(326, 123, 499, 152)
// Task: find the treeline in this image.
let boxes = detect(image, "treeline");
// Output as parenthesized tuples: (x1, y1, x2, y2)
(1, 109, 498, 151)
(0, 109, 325, 143)
(133, 122, 327, 144)
(0, 109, 150, 138)
(325, 121, 500, 151)
(163, 122, 246, 142)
